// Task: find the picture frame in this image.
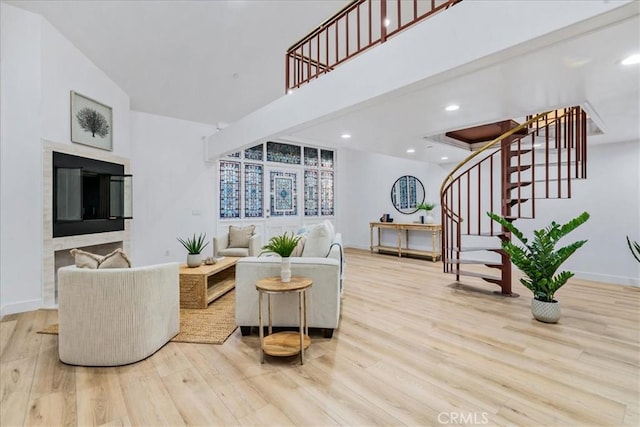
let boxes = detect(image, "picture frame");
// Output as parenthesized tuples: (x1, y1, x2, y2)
(70, 91, 113, 151)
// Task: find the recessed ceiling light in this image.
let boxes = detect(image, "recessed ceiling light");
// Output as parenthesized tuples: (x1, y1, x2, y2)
(406, 148, 415, 153)
(533, 143, 542, 148)
(621, 53, 640, 66)
(441, 156, 449, 160)
(383, 18, 391, 27)
(287, 89, 293, 94)
(445, 104, 460, 112)
(341, 133, 351, 139)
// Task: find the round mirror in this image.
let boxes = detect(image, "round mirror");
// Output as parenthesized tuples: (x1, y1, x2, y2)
(391, 175, 425, 214)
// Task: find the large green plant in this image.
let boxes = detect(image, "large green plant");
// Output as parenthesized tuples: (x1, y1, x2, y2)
(487, 211, 590, 302)
(177, 233, 209, 254)
(260, 232, 301, 257)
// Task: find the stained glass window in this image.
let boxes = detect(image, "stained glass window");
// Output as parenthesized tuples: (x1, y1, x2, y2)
(304, 170, 319, 216)
(304, 147, 318, 167)
(320, 171, 334, 216)
(270, 171, 297, 216)
(267, 141, 301, 164)
(245, 144, 263, 161)
(244, 163, 263, 218)
(320, 149, 334, 169)
(219, 143, 334, 219)
(219, 161, 240, 218)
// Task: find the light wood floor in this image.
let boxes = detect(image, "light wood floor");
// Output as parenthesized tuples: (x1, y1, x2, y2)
(1, 249, 638, 426)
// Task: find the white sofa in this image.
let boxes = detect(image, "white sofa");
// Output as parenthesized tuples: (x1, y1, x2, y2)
(57, 263, 180, 366)
(235, 232, 343, 338)
(213, 232, 262, 257)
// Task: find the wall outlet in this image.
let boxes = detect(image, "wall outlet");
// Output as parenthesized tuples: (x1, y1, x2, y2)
(192, 210, 201, 216)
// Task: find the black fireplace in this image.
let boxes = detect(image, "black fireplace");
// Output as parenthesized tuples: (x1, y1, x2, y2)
(53, 151, 132, 237)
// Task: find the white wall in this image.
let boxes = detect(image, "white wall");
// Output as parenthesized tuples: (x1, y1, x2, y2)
(337, 148, 450, 250)
(41, 20, 131, 158)
(129, 111, 217, 267)
(0, 3, 131, 315)
(515, 141, 640, 286)
(0, 4, 43, 315)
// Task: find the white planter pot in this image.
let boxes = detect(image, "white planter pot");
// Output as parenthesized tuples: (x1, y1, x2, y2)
(425, 213, 435, 224)
(187, 253, 203, 268)
(531, 298, 561, 323)
(281, 257, 292, 283)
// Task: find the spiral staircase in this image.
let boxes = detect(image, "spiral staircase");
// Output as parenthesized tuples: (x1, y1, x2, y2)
(439, 107, 588, 296)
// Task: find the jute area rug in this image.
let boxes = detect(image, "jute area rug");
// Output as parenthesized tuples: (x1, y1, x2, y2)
(39, 289, 237, 345)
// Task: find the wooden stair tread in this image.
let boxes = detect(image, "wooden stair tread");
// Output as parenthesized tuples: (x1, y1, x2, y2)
(462, 231, 504, 237)
(446, 259, 502, 267)
(508, 165, 532, 173)
(507, 182, 532, 189)
(446, 246, 503, 252)
(447, 269, 502, 284)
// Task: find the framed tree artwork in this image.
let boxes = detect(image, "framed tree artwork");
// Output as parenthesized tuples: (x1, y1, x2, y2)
(70, 91, 113, 151)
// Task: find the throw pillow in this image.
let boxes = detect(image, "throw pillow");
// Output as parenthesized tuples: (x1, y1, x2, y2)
(322, 220, 336, 241)
(291, 234, 307, 257)
(302, 222, 333, 257)
(98, 248, 132, 269)
(69, 248, 103, 269)
(229, 225, 255, 248)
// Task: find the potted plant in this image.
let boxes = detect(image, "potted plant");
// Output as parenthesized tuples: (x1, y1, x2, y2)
(177, 233, 210, 267)
(487, 211, 590, 323)
(260, 232, 302, 283)
(416, 202, 437, 224)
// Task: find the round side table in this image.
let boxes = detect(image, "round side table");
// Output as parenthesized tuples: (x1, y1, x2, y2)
(255, 276, 312, 365)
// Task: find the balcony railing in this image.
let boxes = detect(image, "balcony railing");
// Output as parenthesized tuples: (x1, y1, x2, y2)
(285, 0, 462, 91)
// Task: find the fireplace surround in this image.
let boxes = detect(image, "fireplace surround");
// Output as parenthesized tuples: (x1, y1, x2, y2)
(43, 140, 131, 307)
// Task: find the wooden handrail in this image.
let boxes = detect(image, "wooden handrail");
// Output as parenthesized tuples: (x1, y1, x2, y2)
(286, 0, 463, 91)
(439, 111, 552, 199)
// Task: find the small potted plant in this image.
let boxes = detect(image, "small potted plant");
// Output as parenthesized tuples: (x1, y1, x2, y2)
(260, 232, 302, 282)
(488, 211, 590, 323)
(416, 202, 437, 224)
(177, 233, 210, 267)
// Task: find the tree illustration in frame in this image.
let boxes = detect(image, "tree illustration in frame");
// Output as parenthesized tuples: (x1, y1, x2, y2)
(70, 91, 113, 150)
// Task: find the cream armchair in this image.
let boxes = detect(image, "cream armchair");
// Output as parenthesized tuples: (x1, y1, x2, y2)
(57, 263, 180, 366)
(235, 232, 343, 338)
(214, 229, 262, 257)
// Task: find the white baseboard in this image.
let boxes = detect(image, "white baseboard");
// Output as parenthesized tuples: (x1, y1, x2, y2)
(345, 245, 639, 287)
(574, 271, 639, 287)
(0, 299, 42, 318)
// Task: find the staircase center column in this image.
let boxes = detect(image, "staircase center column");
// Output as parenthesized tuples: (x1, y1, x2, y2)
(499, 121, 513, 295)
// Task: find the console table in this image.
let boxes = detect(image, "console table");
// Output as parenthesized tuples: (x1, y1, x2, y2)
(370, 222, 442, 261)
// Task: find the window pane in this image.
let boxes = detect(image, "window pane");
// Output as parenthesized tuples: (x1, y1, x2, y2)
(304, 147, 318, 167)
(270, 170, 298, 216)
(266, 141, 301, 164)
(244, 144, 263, 161)
(304, 170, 319, 216)
(320, 149, 334, 169)
(320, 171, 334, 216)
(219, 161, 240, 218)
(244, 163, 263, 218)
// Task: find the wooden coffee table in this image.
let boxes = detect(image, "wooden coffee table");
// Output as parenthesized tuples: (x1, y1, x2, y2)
(179, 257, 239, 309)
